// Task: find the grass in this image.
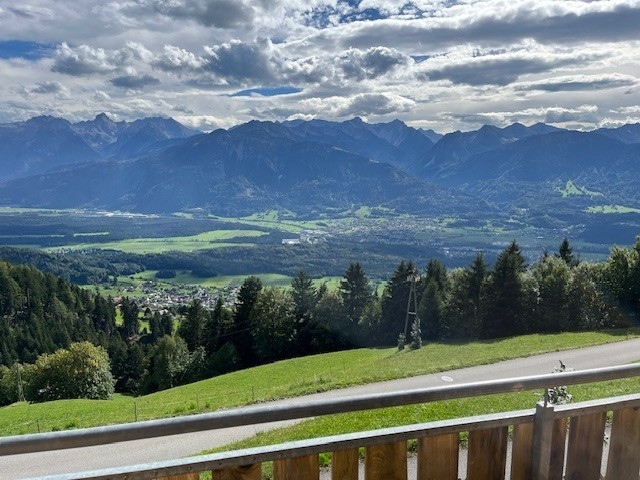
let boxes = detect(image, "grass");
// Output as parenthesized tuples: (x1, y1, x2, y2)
(131, 271, 344, 290)
(211, 376, 640, 460)
(556, 180, 603, 198)
(586, 204, 640, 214)
(51, 230, 267, 254)
(1, 328, 638, 437)
(210, 211, 329, 234)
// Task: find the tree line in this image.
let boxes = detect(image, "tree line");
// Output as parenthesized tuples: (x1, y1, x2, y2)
(0, 236, 638, 404)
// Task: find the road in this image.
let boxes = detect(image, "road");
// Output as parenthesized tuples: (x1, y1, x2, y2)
(5, 338, 640, 479)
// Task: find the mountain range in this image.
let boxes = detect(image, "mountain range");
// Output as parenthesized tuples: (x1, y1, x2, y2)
(0, 113, 639, 219)
(0, 114, 198, 180)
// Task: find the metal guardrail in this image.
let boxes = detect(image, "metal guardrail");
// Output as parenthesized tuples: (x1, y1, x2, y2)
(2, 363, 640, 457)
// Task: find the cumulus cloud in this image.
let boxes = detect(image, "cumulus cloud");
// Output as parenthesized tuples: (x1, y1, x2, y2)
(4, 0, 640, 128)
(445, 105, 601, 127)
(201, 38, 277, 84)
(338, 46, 411, 80)
(52, 43, 117, 75)
(419, 47, 600, 86)
(110, 74, 160, 89)
(28, 81, 68, 95)
(515, 74, 638, 92)
(314, 0, 640, 53)
(250, 92, 415, 120)
(152, 45, 204, 72)
(140, 0, 255, 28)
(610, 106, 640, 114)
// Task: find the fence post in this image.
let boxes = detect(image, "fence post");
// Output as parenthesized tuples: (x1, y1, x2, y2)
(531, 400, 555, 480)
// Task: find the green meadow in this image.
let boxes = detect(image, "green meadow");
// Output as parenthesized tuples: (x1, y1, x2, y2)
(52, 229, 267, 254)
(1, 328, 637, 437)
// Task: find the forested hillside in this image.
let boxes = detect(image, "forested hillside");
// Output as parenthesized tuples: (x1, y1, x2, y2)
(1, 236, 638, 406)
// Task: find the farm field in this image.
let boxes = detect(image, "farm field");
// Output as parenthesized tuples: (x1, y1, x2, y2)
(586, 205, 640, 214)
(1, 328, 637, 437)
(50, 229, 268, 254)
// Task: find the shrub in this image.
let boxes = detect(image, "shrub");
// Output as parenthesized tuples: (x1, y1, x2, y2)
(25, 342, 115, 402)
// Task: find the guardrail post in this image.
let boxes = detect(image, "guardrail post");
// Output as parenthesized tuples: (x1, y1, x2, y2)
(531, 400, 555, 480)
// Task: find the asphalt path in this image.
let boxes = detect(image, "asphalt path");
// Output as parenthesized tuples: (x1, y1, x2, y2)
(5, 337, 640, 479)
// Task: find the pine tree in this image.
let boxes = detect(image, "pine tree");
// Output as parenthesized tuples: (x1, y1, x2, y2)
(482, 241, 528, 338)
(232, 276, 262, 366)
(291, 270, 316, 321)
(465, 252, 487, 337)
(178, 299, 207, 351)
(419, 279, 446, 340)
(121, 298, 139, 339)
(556, 237, 578, 266)
(380, 261, 415, 345)
(340, 263, 371, 325)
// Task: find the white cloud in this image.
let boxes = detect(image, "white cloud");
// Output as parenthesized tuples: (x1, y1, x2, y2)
(1, 0, 640, 129)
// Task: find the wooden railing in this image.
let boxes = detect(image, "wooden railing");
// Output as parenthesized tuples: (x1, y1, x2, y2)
(3, 364, 640, 480)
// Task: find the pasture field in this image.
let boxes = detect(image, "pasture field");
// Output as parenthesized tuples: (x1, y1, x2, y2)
(1, 328, 637, 437)
(131, 271, 344, 290)
(52, 229, 268, 254)
(587, 204, 640, 214)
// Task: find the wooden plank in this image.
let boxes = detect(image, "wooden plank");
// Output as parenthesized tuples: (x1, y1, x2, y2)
(549, 417, 567, 480)
(467, 426, 508, 480)
(606, 406, 640, 480)
(511, 422, 534, 480)
(331, 448, 359, 480)
(565, 412, 606, 480)
(417, 433, 458, 480)
(274, 454, 319, 480)
(364, 441, 407, 480)
(213, 464, 261, 480)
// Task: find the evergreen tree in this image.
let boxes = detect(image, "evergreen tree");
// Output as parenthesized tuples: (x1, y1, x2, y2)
(121, 298, 139, 339)
(533, 256, 571, 332)
(419, 278, 446, 340)
(232, 276, 262, 366)
(250, 287, 296, 363)
(178, 299, 207, 351)
(482, 241, 528, 338)
(556, 237, 578, 266)
(203, 298, 231, 356)
(291, 270, 319, 354)
(291, 270, 316, 320)
(380, 261, 415, 345)
(424, 259, 447, 292)
(465, 252, 488, 337)
(339, 263, 371, 329)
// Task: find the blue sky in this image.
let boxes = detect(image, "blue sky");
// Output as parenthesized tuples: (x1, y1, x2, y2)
(0, 1, 639, 131)
(0, 40, 56, 60)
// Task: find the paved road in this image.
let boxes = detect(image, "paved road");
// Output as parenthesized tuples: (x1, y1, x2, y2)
(5, 338, 640, 479)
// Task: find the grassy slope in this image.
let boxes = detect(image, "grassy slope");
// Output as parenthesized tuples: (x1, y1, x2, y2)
(1, 329, 638, 437)
(215, 377, 640, 462)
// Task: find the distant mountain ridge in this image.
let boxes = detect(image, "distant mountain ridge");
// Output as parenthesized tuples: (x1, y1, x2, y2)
(281, 117, 436, 169)
(0, 114, 199, 180)
(0, 120, 484, 216)
(1, 114, 639, 219)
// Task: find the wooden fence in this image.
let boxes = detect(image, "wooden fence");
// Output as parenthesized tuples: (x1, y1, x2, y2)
(148, 394, 640, 480)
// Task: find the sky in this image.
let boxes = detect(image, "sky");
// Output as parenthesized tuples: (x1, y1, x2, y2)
(1, 0, 640, 132)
